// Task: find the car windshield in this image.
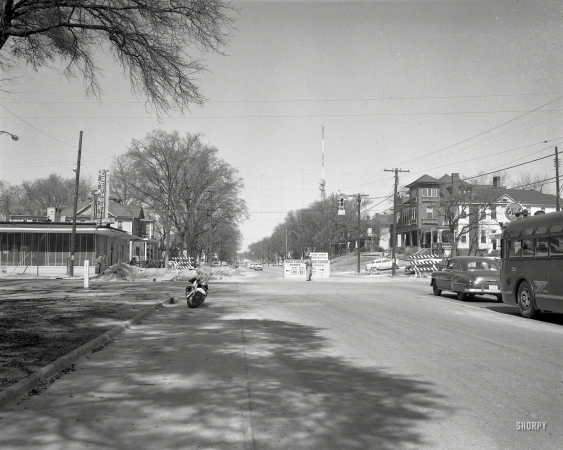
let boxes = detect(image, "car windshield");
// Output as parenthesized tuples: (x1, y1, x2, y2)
(467, 260, 499, 271)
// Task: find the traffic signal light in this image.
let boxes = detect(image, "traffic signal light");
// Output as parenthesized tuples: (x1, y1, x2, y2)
(338, 197, 344, 209)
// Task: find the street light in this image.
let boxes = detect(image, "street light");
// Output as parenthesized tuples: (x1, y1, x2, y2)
(0, 131, 19, 141)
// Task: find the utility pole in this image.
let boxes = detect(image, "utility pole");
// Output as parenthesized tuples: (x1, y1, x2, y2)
(354, 193, 368, 273)
(556, 146, 560, 211)
(285, 227, 288, 260)
(164, 200, 170, 269)
(384, 168, 409, 277)
(208, 190, 213, 267)
(69, 131, 83, 277)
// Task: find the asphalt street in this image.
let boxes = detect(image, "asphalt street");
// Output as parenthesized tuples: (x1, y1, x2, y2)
(1, 267, 562, 449)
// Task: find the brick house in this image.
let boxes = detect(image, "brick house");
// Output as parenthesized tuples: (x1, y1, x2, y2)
(394, 174, 559, 256)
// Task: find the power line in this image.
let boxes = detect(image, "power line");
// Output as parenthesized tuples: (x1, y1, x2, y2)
(2, 110, 562, 120)
(393, 96, 563, 167)
(0, 104, 75, 148)
(3, 92, 561, 104)
(460, 154, 554, 183)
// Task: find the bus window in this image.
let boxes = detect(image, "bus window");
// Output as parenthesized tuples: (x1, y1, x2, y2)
(535, 238, 549, 257)
(522, 239, 534, 257)
(549, 236, 563, 257)
(509, 240, 521, 258)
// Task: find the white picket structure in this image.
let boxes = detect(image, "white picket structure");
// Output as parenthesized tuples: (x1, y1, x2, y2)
(409, 254, 442, 278)
(168, 257, 195, 269)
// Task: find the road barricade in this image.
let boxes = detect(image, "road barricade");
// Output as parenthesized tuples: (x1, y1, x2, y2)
(409, 254, 442, 278)
(168, 257, 195, 270)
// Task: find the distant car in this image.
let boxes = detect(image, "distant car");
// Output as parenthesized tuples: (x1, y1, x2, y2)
(254, 263, 263, 271)
(430, 256, 501, 301)
(365, 258, 393, 272)
(249, 263, 256, 269)
(212, 261, 220, 266)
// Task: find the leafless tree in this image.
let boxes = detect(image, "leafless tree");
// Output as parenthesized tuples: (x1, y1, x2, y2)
(0, 174, 92, 217)
(434, 180, 498, 256)
(511, 171, 551, 192)
(0, 0, 234, 113)
(111, 129, 247, 261)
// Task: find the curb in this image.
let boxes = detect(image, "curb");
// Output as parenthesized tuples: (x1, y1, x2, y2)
(0, 300, 166, 411)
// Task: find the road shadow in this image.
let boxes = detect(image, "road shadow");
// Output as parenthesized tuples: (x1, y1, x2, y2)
(486, 305, 563, 325)
(0, 301, 452, 450)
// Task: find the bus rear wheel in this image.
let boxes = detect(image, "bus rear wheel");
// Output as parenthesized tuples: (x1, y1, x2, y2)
(517, 281, 537, 319)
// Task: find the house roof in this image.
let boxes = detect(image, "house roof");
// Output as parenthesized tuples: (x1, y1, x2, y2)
(61, 199, 144, 219)
(437, 174, 472, 187)
(405, 175, 439, 187)
(499, 189, 558, 206)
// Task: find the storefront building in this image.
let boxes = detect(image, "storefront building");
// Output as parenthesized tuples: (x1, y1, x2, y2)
(0, 222, 135, 276)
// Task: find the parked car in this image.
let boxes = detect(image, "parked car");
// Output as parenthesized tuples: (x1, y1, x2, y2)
(365, 258, 393, 272)
(254, 263, 263, 271)
(430, 256, 501, 301)
(249, 262, 256, 269)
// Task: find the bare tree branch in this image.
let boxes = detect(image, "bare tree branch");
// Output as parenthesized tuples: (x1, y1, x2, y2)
(1, 0, 235, 113)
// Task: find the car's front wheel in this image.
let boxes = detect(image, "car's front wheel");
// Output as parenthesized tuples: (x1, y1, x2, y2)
(457, 292, 468, 301)
(432, 281, 442, 296)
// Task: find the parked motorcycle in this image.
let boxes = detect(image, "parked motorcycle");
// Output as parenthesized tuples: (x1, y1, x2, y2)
(186, 276, 209, 308)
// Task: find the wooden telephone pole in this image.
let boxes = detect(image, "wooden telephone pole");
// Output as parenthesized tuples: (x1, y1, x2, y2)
(384, 168, 409, 277)
(556, 147, 560, 211)
(69, 131, 83, 277)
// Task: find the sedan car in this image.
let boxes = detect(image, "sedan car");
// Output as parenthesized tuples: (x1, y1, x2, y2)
(365, 257, 393, 272)
(249, 263, 256, 269)
(430, 256, 501, 301)
(254, 263, 263, 271)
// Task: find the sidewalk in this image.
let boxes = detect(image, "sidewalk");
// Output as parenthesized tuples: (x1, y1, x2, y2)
(0, 300, 253, 450)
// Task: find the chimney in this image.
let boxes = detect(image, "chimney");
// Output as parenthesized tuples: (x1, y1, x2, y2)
(493, 176, 500, 189)
(46, 207, 61, 222)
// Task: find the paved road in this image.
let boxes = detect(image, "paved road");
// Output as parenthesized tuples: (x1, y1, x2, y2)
(1, 268, 562, 449)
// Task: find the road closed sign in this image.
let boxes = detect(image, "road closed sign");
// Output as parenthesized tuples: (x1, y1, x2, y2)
(283, 260, 306, 278)
(309, 252, 330, 278)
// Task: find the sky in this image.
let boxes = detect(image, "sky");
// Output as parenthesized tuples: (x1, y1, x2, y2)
(1, 0, 562, 249)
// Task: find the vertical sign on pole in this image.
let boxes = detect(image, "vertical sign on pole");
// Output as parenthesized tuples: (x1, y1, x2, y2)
(96, 169, 110, 224)
(84, 260, 89, 288)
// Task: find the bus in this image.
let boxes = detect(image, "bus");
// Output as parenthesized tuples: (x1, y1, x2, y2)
(500, 210, 563, 318)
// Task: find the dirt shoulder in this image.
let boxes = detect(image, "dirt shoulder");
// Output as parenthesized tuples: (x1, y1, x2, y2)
(0, 263, 241, 393)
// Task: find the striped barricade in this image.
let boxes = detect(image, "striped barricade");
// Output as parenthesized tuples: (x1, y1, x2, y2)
(169, 258, 195, 270)
(409, 254, 442, 278)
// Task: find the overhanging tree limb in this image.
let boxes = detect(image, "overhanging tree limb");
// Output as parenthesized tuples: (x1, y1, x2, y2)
(1, 0, 234, 113)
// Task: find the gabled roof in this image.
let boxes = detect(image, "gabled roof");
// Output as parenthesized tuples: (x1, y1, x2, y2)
(405, 175, 439, 188)
(499, 189, 558, 206)
(437, 174, 472, 187)
(61, 199, 144, 220)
